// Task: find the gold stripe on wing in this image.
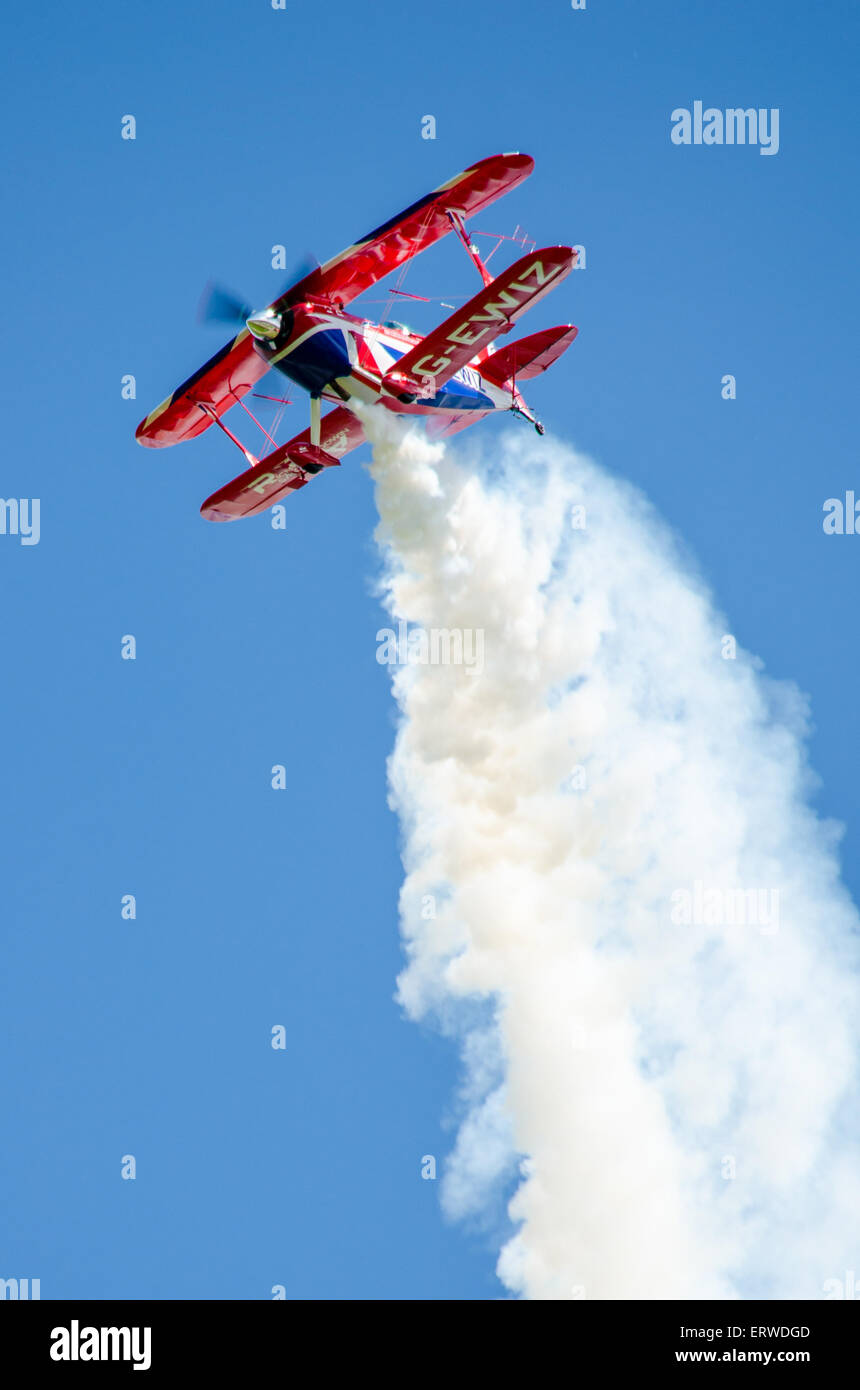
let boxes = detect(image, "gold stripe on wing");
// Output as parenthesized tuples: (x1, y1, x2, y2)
(143, 394, 175, 428)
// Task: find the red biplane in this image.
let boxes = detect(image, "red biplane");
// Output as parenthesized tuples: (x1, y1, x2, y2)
(136, 153, 578, 521)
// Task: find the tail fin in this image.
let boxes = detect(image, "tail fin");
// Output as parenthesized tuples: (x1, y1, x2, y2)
(478, 324, 578, 388)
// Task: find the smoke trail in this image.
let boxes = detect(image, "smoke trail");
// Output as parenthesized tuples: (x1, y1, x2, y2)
(365, 411, 860, 1300)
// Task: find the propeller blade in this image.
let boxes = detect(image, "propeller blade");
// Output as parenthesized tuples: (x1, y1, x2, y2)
(197, 280, 252, 326)
(197, 251, 322, 330)
(275, 253, 321, 302)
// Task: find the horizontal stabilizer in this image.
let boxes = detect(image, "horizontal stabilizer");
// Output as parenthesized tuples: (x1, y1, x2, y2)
(200, 406, 364, 521)
(380, 245, 576, 400)
(478, 324, 578, 387)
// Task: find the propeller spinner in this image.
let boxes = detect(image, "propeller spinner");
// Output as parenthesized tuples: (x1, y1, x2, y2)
(198, 255, 319, 340)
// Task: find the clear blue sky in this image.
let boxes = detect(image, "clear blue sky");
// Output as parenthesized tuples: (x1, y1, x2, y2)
(1, 0, 857, 1298)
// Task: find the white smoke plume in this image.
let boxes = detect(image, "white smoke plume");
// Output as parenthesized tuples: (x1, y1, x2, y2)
(364, 410, 860, 1301)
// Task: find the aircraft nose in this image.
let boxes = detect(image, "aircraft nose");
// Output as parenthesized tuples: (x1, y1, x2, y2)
(246, 311, 283, 341)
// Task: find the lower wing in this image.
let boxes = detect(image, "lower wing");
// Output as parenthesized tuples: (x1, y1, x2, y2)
(199, 407, 365, 521)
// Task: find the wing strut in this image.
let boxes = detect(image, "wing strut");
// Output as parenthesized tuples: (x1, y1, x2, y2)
(446, 210, 493, 287)
(195, 401, 258, 466)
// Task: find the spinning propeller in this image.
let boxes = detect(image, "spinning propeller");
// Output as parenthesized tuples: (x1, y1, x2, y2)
(197, 256, 320, 341)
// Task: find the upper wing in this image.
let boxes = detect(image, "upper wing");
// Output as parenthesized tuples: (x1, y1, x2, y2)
(138, 153, 532, 450)
(273, 152, 534, 311)
(381, 246, 576, 398)
(199, 406, 365, 521)
(136, 329, 268, 448)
